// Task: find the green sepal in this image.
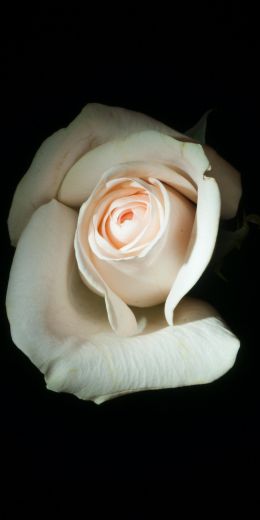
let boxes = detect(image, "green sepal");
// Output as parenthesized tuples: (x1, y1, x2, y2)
(186, 109, 213, 145)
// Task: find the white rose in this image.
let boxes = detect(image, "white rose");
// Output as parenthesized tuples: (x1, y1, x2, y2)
(6, 103, 241, 403)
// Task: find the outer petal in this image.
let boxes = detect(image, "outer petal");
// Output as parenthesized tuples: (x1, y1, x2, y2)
(6, 200, 239, 404)
(8, 104, 183, 245)
(165, 175, 221, 325)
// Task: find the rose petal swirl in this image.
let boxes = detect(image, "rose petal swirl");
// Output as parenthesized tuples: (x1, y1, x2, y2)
(75, 174, 196, 308)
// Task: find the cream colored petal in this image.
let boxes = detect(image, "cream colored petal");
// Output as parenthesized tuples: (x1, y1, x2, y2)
(6, 198, 142, 364)
(8, 104, 182, 245)
(165, 176, 221, 325)
(6, 199, 239, 404)
(6, 199, 101, 370)
(46, 296, 239, 404)
(58, 131, 208, 207)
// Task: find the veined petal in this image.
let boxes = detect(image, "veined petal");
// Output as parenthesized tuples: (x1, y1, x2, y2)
(47, 298, 239, 404)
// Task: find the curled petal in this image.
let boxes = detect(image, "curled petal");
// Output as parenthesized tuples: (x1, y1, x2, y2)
(47, 299, 239, 405)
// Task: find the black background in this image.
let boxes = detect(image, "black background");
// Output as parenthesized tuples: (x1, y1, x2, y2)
(1, 3, 259, 503)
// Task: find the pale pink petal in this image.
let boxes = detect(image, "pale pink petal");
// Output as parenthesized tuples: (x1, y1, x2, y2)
(5, 199, 239, 403)
(6, 199, 97, 369)
(46, 297, 239, 404)
(8, 104, 182, 245)
(84, 184, 195, 307)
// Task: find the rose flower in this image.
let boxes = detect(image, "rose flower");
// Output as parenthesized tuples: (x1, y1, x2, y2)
(6, 104, 241, 403)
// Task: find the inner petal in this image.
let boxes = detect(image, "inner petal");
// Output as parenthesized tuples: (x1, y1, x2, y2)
(118, 209, 134, 223)
(107, 202, 148, 248)
(86, 176, 168, 261)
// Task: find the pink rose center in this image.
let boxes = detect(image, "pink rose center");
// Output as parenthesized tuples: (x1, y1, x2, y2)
(118, 209, 134, 224)
(76, 173, 196, 308)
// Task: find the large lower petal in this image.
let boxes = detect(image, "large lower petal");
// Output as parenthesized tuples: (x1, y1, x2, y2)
(8, 104, 241, 246)
(8, 104, 183, 245)
(6, 200, 239, 404)
(80, 298, 240, 404)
